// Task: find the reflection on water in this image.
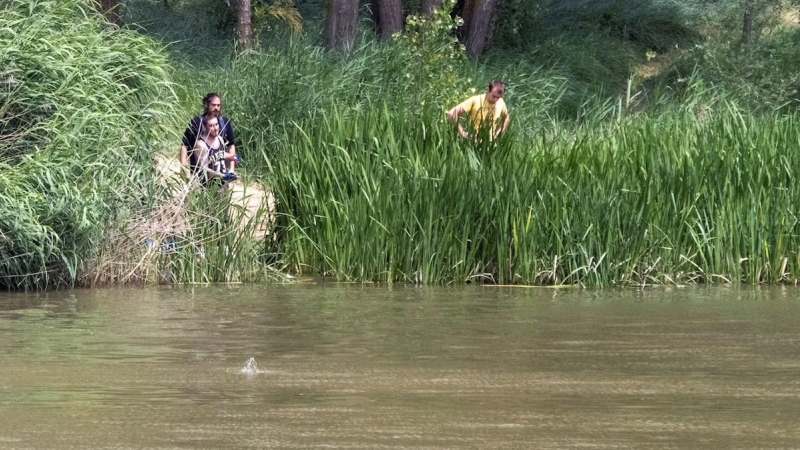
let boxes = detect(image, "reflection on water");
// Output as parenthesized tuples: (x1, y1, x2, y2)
(2, 284, 800, 448)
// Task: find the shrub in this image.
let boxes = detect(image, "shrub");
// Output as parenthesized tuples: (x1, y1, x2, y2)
(0, 0, 176, 289)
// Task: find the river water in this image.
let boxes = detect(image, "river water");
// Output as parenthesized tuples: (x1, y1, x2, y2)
(1, 284, 800, 449)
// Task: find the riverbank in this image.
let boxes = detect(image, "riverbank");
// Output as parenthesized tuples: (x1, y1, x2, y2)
(4, 0, 800, 289)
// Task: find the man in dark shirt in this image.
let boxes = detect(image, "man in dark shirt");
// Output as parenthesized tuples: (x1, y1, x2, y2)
(179, 92, 238, 175)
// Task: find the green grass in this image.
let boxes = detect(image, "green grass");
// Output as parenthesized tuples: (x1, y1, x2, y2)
(120, 0, 800, 287)
(0, 0, 177, 289)
(5, 0, 800, 289)
(266, 101, 800, 286)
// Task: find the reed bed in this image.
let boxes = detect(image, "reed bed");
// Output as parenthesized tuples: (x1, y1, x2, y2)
(269, 102, 800, 286)
(82, 161, 283, 286)
(0, 0, 175, 289)
(185, 32, 800, 287)
(7, 0, 800, 288)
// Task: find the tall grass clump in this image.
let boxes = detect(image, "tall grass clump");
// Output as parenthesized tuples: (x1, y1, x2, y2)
(122, 0, 234, 66)
(116, 0, 800, 287)
(84, 173, 283, 286)
(267, 99, 800, 286)
(660, 1, 800, 111)
(489, 0, 702, 115)
(0, 0, 176, 289)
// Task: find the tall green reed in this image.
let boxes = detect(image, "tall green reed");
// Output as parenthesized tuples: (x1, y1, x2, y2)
(1, 0, 176, 289)
(117, 0, 800, 287)
(84, 170, 284, 286)
(268, 99, 800, 286)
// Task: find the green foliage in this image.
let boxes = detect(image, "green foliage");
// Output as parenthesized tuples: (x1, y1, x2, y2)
(122, 0, 234, 65)
(253, 0, 303, 34)
(148, 186, 281, 284)
(269, 101, 800, 286)
(193, 31, 576, 173)
(388, 1, 470, 109)
(159, 0, 303, 41)
(489, 0, 703, 112)
(6, 0, 800, 288)
(661, 1, 800, 110)
(496, 0, 699, 52)
(0, 0, 176, 289)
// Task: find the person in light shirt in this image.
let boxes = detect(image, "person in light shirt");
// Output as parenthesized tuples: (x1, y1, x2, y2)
(193, 115, 237, 184)
(447, 80, 510, 140)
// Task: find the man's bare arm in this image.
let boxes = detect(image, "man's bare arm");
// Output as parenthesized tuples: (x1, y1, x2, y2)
(446, 105, 469, 138)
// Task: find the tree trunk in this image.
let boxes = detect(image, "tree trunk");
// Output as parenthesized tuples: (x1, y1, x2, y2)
(98, 0, 121, 25)
(326, 0, 360, 52)
(464, 0, 497, 57)
(422, 0, 442, 15)
(454, 0, 476, 43)
(370, 0, 382, 35)
(237, 0, 253, 51)
(741, 0, 753, 44)
(376, 0, 403, 39)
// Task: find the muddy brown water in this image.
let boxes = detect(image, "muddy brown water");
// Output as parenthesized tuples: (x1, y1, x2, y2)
(2, 284, 800, 449)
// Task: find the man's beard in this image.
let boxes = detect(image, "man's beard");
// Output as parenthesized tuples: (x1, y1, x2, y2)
(205, 110, 221, 118)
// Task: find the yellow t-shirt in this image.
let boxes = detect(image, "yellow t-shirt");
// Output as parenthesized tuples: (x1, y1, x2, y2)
(458, 94, 508, 135)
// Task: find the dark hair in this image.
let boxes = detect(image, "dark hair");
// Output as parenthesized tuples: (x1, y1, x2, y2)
(201, 114, 218, 127)
(487, 80, 505, 93)
(202, 92, 221, 109)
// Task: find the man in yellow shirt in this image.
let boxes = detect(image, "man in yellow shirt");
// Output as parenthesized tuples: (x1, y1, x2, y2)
(447, 80, 510, 140)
